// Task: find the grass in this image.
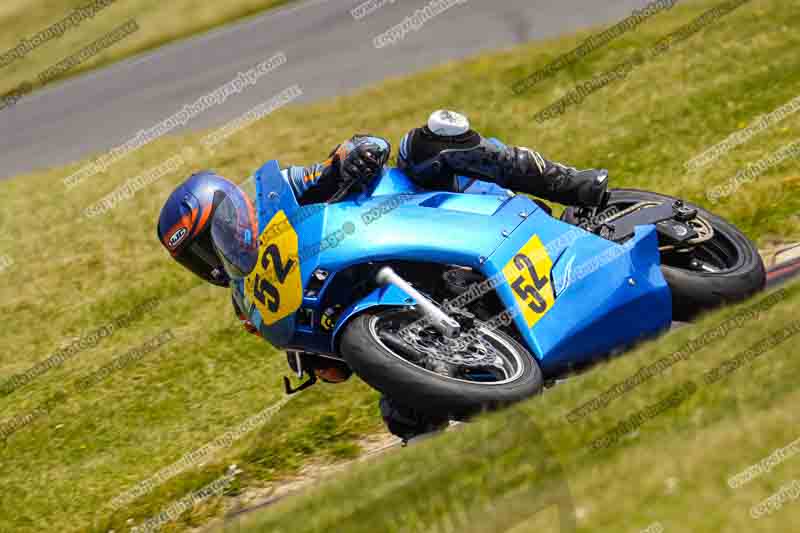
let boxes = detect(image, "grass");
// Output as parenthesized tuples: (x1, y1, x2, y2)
(233, 284, 800, 533)
(0, 0, 798, 531)
(0, 0, 296, 97)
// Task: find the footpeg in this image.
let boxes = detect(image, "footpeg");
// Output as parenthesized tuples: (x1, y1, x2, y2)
(283, 351, 317, 395)
(283, 372, 317, 395)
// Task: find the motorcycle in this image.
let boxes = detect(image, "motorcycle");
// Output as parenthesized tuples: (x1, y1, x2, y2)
(222, 159, 765, 418)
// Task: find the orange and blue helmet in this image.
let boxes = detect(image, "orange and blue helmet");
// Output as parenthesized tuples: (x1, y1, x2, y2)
(157, 171, 258, 287)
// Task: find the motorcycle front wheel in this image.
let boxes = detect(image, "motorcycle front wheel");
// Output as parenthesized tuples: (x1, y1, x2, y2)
(340, 307, 543, 419)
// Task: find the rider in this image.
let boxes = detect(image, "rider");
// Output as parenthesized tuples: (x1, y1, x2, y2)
(156, 110, 609, 440)
(286, 110, 609, 207)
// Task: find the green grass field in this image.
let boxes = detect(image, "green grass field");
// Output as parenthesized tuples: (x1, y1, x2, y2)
(232, 284, 800, 533)
(0, 0, 798, 531)
(0, 0, 295, 97)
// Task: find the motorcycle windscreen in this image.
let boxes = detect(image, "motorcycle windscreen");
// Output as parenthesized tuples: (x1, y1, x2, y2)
(243, 160, 326, 346)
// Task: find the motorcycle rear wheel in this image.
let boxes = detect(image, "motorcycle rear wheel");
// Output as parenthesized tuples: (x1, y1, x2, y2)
(562, 188, 766, 321)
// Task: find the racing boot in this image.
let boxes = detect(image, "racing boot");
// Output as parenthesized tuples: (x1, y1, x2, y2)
(485, 144, 610, 208)
(379, 396, 449, 443)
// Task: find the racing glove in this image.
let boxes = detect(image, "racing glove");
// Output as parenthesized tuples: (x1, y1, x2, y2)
(337, 136, 389, 184)
(289, 135, 391, 204)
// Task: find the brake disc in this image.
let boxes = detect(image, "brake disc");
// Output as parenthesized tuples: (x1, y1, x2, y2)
(397, 312, 505, 370)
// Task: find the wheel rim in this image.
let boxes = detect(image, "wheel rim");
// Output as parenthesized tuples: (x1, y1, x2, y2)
(606, 200, 743, 274)
(367, 309, 527, 386)
(661, 218, 742, 274)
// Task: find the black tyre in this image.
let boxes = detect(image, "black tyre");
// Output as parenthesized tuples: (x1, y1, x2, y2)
(562, 189, 766, 321)
(340, 308, 543, 419)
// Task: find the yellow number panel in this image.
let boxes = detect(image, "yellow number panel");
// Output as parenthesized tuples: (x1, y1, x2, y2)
(501, 234, 556, 329)
(244, 210, 303, 326)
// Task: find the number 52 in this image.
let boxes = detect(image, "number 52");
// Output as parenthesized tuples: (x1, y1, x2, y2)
(510, 253, 549, 314)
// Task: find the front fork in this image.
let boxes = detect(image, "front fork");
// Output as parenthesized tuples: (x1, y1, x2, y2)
(375, 266, 461, 338)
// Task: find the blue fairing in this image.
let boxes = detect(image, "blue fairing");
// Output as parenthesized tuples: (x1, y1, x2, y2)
(235, 160, 672, 375)
(485, 221, 671, 374)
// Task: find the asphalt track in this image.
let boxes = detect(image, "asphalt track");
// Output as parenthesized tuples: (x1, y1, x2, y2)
(0, 0, 660, 179)
(766, 254, 800, 288)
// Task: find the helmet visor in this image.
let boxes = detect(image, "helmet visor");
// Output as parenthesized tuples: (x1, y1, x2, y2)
(210, 185, 258, 280)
